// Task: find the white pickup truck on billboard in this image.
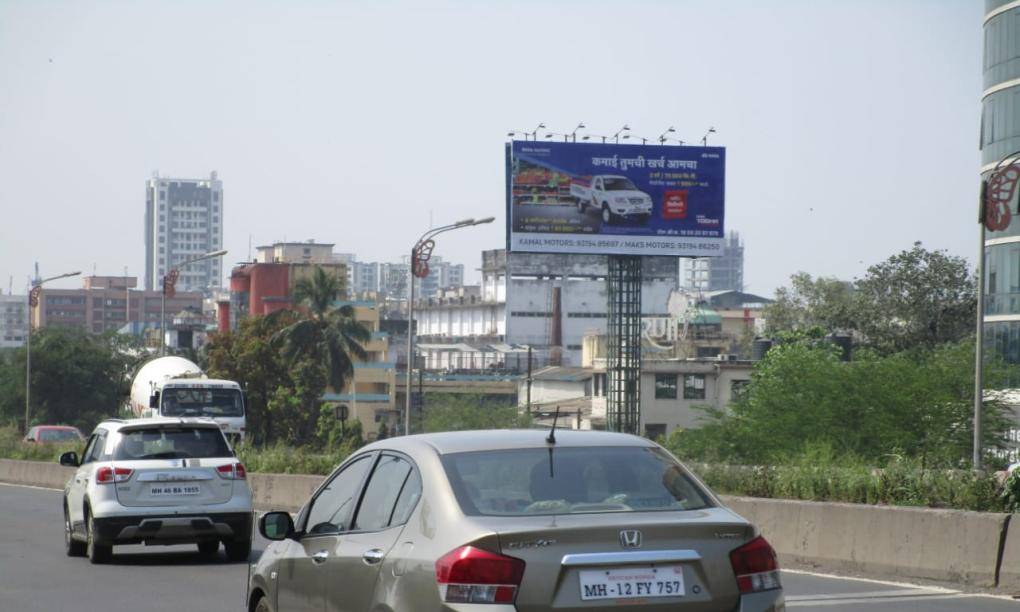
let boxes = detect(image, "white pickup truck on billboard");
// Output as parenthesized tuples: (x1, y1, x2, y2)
(571, 175, 654, 224)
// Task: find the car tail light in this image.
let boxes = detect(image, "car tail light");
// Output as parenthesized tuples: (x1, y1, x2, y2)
(435, 546, 525, 604)
(729, 536, 781, 594)
(216, 462, 246, 480)
(95, 467, 133, 485)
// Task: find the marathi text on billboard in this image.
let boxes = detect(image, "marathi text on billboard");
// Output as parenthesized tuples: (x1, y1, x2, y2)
(506, 141, 726, 257)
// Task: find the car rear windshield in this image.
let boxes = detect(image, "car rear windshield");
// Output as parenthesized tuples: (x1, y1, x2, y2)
(441, 446, 712, 516)
(604, 177, 638, 191)
(114, 427, 232, 460)
(38, 429, 79, 442)
(161, 388, 244, 418)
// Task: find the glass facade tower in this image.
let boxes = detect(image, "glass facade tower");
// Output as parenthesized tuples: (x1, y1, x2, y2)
(983, 1, 1020, 365)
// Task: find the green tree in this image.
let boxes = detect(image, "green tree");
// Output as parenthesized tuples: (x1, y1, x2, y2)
(763, 272, 856, 336)
(206, 312, 299, 445)
(854, 242, 975, 354)
(271, 267, 371, 394)
(765, 243, 976, 355)
(0, 328, 138, 432)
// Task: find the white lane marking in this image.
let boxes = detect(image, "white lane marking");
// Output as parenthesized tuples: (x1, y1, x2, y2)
(787, 594, 992, 607)
(784, 569, 1020, 605)
(781, 568, 960, 594)
(0, 482, 62, 492)
(785, 588, 953, 602)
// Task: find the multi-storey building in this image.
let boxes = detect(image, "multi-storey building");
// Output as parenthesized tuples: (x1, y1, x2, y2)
(417, 257, 464, 298)
(31, 276, 202, 335)
(519, 357, 754, 438)
(379, 262, 410, 300)
(256, 241, 335, 265)
(227, 259, 397, 439)
(414, 249, 678, 369)
(682, 231, 744, 293)
(322, 300, 399, 439)
(144, 172, 224, 294)
(0, 294, 28, 348)
(983, 3, 1020, 374)
(334, 255, 382, 296)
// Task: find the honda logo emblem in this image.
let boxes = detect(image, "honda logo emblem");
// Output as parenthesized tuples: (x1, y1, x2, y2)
(619, 530, 642, 549)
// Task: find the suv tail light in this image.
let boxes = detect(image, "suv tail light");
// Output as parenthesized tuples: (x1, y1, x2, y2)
(95, 467, 133, 485)
(729, 536, 781, 594)
(435, 546, 525, 604)
(216, 462, 246, 480)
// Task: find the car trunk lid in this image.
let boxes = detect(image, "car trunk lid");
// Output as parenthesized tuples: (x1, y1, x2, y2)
(491, 509, 750, 611)
(113, 458, 235, 507)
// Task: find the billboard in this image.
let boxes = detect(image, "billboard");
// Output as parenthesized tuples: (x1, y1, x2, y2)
(506, 141, 725, 257)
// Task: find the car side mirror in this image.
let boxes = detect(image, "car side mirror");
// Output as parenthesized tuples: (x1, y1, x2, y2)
(59, 451, 79, 467)
(259, 511, 294, 541)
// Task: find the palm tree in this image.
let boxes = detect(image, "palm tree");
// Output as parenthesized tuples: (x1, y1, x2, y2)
(271, 267, 371, 393)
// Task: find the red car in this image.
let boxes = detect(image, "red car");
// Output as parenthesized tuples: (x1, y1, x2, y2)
(24, 425, 85, 444)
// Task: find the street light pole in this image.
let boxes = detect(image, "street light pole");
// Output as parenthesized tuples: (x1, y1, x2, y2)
(975, 151, 1020, 468)
(161, 249, 227, 355)
(404, 216, 494, 435)
(24, 270, 81, 434)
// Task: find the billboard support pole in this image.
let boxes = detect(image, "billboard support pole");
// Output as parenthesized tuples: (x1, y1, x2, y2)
(607, 255, 642, 434)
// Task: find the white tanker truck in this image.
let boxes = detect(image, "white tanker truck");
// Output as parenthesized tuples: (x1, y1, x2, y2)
(129, 356, 246, 443)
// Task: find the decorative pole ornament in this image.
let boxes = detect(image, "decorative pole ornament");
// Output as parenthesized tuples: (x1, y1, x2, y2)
(983, 162, 1019, 231)
(412, 239, 435, 279)
(28, 285, 42, 308)
(163, 269, 180, 299)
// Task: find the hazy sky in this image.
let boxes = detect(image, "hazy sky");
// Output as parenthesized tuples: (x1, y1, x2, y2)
(0, 0, 983, 296)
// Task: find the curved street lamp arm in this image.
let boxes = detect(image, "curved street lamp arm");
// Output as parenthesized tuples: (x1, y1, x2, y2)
(37, 271, 82, 286)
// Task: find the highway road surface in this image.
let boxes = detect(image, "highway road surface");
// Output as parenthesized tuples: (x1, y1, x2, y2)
(2, 483, 1018, 611)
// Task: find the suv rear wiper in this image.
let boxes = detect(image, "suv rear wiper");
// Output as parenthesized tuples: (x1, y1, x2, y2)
(138, 451, 189, 460)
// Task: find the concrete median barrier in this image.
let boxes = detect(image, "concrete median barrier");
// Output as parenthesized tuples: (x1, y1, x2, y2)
(248, 473, 324, 513)
(722, 495, 1010, 588)
(4, 459, 1019, 589)
(0, 459, 74, 490)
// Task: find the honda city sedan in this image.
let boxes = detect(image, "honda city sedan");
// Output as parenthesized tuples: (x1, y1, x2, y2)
(247, 429, 783, 611)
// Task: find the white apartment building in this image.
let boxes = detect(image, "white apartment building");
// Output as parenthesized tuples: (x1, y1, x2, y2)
(415, 250, 678, 369)
(334, 256, 465, 301)
(0, 294, 28, 348)
(257, 241, 335, 264)
(145, 172, 224, 294)
(683, 231, 744, 292)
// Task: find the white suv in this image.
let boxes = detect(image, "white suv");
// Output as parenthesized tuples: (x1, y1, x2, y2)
(59, 417, 253, 564)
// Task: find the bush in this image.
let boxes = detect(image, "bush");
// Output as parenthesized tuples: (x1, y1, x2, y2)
(234, 442, 349, 475)
(671, 340, 1012, 469)
(676, 444, 1009, 512)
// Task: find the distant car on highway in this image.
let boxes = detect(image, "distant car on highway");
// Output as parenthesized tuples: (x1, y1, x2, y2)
(571, 174, 654, 224)
(24, 425, 85, 444)
(59, 417, 253, 564)
(247, 429, 783, 612)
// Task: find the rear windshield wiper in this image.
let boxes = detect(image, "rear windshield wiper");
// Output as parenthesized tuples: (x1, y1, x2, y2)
(137, 451, 189, 460)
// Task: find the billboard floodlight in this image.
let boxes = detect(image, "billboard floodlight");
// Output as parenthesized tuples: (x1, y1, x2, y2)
(701, 126, 717, 146)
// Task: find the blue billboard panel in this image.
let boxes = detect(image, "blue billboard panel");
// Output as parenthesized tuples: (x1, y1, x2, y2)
(507, 141, 725, 257)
